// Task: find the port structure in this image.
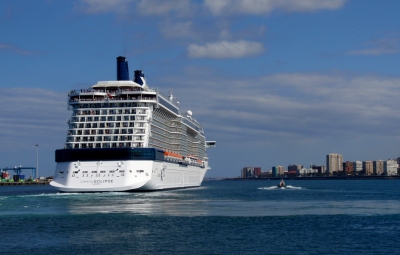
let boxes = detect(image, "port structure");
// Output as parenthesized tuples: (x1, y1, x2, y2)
(1, 166, 37, 179)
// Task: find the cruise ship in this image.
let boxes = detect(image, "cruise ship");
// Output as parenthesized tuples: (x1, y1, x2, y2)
(50, 56, 215, 192)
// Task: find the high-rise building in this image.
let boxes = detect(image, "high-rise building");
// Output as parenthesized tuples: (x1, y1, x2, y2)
(241, 167, 262, 178)
(254, 167, 262, 177)
(373, 160, 384, 175)
(272, 166, 284, 177)
(326, 154, 343, 175)
(384, 160, 398, 176)
(363, 161, 373, 175)
(241, 167, 254, 178)
(288, 164, 302, 176)
(278, 166, 285, 176)
(353, 161, 362, 173)
(288, 164, 303, 172)
(342, 161, 354, 175)
(311, 165, 325, 175)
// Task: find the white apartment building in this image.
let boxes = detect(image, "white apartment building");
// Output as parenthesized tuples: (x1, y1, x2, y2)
(326, 153, 343, 175)
(384, 160, 398, 176)
(353, 161, 363, 173)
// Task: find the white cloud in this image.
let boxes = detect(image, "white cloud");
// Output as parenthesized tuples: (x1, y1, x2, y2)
(187, 40, 264, 58)
(75, 0, 133, 14)
(161, 70, 400, 146)
(76, 0, 192, 16)
(347, 38, 400, 55)
(137, 0, 191, 16)
(204, 0, 347, 15)
(160, 21, 196, 39)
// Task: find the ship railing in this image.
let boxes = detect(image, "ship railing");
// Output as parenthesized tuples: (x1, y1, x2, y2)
(68, 89, 106, 95)
(69, 96, 156, 103)
(156, 90, 179, 108)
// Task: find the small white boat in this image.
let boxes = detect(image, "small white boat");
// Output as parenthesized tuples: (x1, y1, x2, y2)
(278, 179, 286, 188)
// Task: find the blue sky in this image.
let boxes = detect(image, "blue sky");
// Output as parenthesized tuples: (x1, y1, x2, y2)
(1, 0, 400, 178)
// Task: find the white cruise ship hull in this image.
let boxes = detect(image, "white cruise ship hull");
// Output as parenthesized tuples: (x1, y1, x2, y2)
(50, 160, 208, 192)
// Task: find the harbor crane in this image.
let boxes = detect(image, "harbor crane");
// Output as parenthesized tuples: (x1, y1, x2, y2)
(1, 166, 37, 179)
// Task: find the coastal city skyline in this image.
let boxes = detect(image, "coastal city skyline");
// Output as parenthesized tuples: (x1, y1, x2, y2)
(241, 153, 400, 178)
(1, 1, 400, 178)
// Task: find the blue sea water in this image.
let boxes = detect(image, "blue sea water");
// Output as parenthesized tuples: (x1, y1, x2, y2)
(1, 180, 400, 254)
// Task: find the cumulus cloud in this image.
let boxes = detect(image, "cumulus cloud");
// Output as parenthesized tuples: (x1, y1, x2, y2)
(0, 44, 39, 55)
(160, 21, 196, 39)
(187, 40, 264, 58)
(137, 0, 192, 16)
(347, 38, 400, 55)
(204, 0, 347, 15)
(161, 71, 400, 147)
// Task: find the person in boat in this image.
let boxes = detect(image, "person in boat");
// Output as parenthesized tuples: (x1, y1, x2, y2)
(278, 179, 286, 187)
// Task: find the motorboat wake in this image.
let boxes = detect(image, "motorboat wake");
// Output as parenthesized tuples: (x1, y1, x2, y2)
(258, 185, 303, 190)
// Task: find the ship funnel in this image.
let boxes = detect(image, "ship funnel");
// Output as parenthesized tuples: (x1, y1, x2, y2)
(134, 70, 146, 86)
(116, 56, 130, 81)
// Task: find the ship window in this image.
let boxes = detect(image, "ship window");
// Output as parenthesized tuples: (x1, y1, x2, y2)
(82, 171, 88, 173)
(100, 171, 106, 173)
(92, 171, 97, 173)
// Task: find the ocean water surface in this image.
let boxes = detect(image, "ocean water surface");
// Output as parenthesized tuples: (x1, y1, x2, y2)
(1, 179, 399, 254)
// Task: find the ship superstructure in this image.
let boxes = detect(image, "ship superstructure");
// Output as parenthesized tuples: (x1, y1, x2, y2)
(50, 56, 215, 192)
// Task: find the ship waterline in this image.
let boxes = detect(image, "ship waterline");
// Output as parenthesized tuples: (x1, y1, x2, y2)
(50, 56, 215, 192)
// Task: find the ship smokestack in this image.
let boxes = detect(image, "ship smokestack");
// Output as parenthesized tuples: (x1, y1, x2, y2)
(134, 70, 146, 86)
(116, 56, 129, 81)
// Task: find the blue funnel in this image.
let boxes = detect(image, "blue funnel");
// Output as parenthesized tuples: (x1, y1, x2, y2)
(134, 70, 146, 86)
(116, 56, 129, 81)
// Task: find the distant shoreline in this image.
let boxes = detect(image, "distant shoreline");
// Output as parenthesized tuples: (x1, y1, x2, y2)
(0, 181, 50, 187)
(222, 175, 400, 181)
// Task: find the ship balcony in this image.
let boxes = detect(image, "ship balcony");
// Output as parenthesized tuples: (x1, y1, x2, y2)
(73, 110, 102, 116)
(69, 96, 157, 103)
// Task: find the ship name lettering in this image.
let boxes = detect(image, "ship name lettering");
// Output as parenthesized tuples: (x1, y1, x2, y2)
(93, 180, 113, 184)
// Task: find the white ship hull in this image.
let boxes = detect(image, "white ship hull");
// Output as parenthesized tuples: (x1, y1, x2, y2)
(50, 160, 208, 192)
